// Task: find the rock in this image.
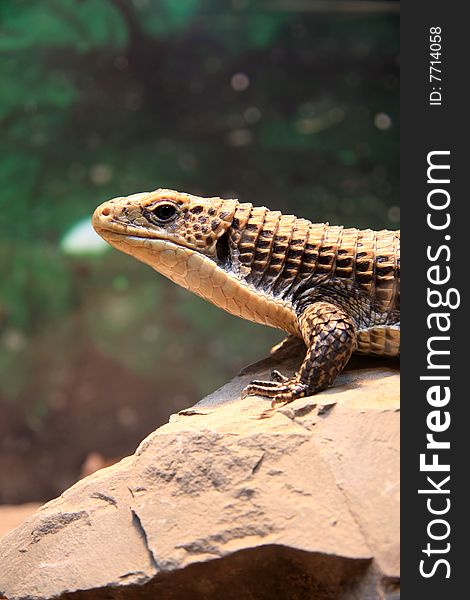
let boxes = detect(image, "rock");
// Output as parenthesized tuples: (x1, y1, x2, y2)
(0, 352, 399, 600)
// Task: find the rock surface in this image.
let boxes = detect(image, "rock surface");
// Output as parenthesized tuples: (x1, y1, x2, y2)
(0, 351, 399, 600)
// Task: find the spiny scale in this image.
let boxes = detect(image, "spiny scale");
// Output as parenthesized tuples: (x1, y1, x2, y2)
(228, 203, 400, 317)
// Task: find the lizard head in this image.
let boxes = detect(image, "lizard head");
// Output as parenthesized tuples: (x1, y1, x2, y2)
(93, 188, 298, 333)
(92, 188, 239, 289)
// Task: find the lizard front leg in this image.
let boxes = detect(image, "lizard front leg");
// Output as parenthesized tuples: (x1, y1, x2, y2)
(242, 301, 356, 408)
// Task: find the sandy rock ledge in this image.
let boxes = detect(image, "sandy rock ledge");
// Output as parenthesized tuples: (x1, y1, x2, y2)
(0, 352, 399, 600)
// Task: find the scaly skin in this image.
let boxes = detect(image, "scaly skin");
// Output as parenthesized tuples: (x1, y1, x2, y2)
(92, 189, 400, 409)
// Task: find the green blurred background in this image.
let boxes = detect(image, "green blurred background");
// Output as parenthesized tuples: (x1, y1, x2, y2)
(0, 0, 399, 503)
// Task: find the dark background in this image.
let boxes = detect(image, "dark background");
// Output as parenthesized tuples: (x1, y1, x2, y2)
(0, 0, 399, 503)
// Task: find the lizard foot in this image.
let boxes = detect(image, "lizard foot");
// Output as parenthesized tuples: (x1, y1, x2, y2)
(242, 371, 310, 409)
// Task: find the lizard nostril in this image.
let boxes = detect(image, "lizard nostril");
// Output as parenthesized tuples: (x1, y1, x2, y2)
(101, 207, 111, 216)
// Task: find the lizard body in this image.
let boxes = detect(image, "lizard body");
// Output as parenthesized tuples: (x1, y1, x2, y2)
(93, 189, 400, 408)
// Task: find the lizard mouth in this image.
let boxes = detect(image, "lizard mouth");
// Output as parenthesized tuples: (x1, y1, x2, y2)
(94, 224, 209, 258)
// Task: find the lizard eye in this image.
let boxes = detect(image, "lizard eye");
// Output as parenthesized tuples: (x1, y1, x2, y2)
(152, 203, 178, 223)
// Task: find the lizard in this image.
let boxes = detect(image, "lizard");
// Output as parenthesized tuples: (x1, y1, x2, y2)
(92, 188, 400, 410)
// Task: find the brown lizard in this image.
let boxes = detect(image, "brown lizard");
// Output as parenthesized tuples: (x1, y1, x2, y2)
(92, 189, 400, 409)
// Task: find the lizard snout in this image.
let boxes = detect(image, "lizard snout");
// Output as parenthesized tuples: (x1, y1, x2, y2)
(92, 193, 149, 233)
(92, 199, 119, 232)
